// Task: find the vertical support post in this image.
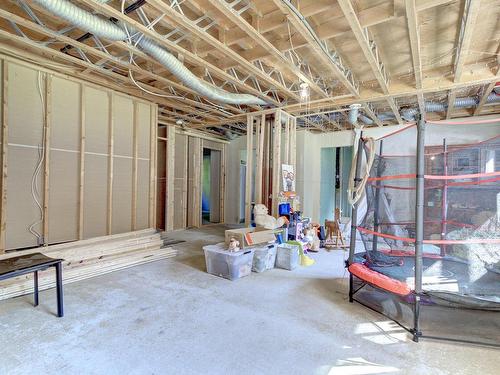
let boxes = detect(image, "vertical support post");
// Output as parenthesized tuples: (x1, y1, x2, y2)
(78, 84, 85, 240)
(283, 114, 290, 165)
(440, 138, 448, 256)
(165, 125, 175, 232)
(106, 92, 114, 235)
(244, 114, 254, 226)
(348, 132, 364, 303)
(290, 117, 297, 172)
(0, 61, 8, 253)
(372, 140, 383, 253)
(149, 104, 157, 229)
(131, 102, 138, 231)
(413, 116, 425, 342)
(271, 110, 282, 217)
(254, 115, 262, 204)
(42, 74, 52, 246)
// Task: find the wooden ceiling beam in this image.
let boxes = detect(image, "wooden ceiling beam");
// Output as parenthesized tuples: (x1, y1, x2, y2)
(453, 0, 482, 83)
(145, 0, 298, 102)
(270, 0, 359, 96)
(473, 82, 497, 116)
(405, 0, 422, 90)
(208, 0, 327, 98)
(337, 0, 402, 124)
(76, 0, 278, 105)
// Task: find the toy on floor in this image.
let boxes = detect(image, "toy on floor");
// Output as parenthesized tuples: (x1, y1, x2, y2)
(287, 240, 315, 266)
(324, 208, 346, 249)
(227, 237, 240, 252)
(303, 225, 320, 252)
(254, 204, 288, 229)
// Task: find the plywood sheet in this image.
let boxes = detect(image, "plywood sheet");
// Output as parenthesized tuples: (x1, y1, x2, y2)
(113, 94, 134, 157)
(5, 146, 42, 249)
(7, 63, 43, 146)
(187, 136, 201, 227)
(48, 150, 79, 243)
(112, 156, 133, 234)
(136, 159, 149, 230)
(83, 153, 108, 239)
(51, 76, 80, 150)
(84, 86, 109, 154)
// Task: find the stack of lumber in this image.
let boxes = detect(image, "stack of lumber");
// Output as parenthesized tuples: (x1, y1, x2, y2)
(0, 229, 177, 300)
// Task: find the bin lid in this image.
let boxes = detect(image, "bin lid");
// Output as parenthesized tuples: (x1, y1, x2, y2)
(203, 243, 254, 256)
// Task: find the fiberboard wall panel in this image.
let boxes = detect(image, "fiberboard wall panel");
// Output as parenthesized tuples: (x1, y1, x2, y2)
(5, 63, 44, 249)
(112, 157, 133, 234)
(83, 86, 109, 239)
(136, 159, 150, 230)
(48, 76, 80, 243)
(173, 133, 187, 229)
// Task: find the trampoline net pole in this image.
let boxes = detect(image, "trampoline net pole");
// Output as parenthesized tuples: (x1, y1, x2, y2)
(348, 132, 364, 302)
(372, 140, 384, 254)
(413, 116, 425, 341)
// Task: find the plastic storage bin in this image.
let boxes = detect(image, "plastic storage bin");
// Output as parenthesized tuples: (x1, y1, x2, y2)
(203, 243, 254, 280)
(252, 244, 277, 273)
(276, 243, 300, 270)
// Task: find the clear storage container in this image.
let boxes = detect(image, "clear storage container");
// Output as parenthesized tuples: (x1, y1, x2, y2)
(252, 244, 277, 273)
(276, 243, 300, 270)
(203, 243, 254, 280)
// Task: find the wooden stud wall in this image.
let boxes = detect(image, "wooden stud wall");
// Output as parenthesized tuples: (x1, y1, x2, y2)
(245, 109, 296, 225)
(0, 57, 157, 252)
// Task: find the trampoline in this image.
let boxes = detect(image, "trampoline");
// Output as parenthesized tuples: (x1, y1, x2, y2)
(347, 117, 500, 344)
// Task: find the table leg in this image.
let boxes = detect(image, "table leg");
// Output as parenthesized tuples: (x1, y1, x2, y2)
(33, 270, 39, 307)
(55, 262, 64, 318)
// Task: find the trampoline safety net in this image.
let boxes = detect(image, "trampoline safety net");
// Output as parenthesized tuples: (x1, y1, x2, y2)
(349, 121, 500, 345)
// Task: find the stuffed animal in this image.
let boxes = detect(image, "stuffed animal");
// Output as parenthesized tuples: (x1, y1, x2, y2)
(253, 204, 287, 229)
(303, 226, 320, 252)
(227, 237, 240, 252)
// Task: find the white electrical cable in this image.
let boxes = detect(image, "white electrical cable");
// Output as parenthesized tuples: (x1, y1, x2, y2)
(347, 127, 376, 206)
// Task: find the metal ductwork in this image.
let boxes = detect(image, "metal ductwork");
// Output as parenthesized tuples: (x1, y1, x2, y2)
(34, 0, 268, 106)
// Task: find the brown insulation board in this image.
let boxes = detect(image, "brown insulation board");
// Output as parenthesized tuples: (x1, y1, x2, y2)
(48, 150, 79, 243)
(136, 159, 149, 230)
(113, 94, 134, 157)
(83, 154, 108, 239)
(5, 63, 44, 249)
(84, 86, 109, 154)
(137, 102, 151, 159)
(50, 76, 80, 150)
(47, 76, 80, 243)
(112, 156, 133, 234)
(173, 133, 187, 229)
(187, 136, 201, 228)
(5, 147, 42, 249)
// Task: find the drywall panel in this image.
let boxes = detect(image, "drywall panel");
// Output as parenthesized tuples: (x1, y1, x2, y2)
(51, 76, 80, 150)
(112, 156, 133, 234)
(5, 146, 42, 249)
(48, 150, 79, 243)
(137, 102, 151, 159)
(7, 63, 43, 146)
(83, 154, 108, 239)
(84, 86, 109, 154)
(113, 95, 134, 157)
(173, 133, 187, 229)
(136, 159, 149, 230)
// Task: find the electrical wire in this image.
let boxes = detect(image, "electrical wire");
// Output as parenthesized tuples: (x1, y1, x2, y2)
(28, 71, 46, 244)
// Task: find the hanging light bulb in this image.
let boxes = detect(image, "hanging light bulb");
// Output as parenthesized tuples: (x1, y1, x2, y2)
(299, 82, 310, 101)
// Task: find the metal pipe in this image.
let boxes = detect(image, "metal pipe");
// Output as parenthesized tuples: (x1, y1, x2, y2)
(348, 132, 364, 302)
(413, 115, 425, 342)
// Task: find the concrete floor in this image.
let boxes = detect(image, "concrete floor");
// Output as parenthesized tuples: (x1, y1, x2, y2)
(0, 225, 498, 375)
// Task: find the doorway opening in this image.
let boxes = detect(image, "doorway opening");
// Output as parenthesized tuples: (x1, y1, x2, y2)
(202, 148, 222, 225)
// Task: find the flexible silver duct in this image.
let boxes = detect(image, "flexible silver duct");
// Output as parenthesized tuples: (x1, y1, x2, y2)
(402, 93, 500, 121)
(34, 0, 268, 105)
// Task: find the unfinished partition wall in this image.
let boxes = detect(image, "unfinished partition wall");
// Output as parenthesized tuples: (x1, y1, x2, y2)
(172, 130, 226, 229)
(0, 58, 157, 252)
(245, 109, 297, 225)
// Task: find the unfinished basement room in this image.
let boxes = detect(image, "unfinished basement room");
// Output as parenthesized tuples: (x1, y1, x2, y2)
(0, 0, 499, 374)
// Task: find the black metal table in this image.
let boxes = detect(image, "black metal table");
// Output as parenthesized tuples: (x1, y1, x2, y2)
(0, 253, 64, 317)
